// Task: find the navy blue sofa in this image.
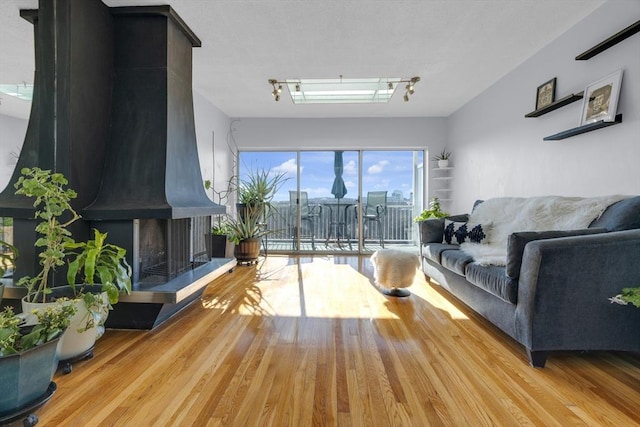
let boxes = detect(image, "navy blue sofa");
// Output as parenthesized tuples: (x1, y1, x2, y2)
(419, 196, 640, 367)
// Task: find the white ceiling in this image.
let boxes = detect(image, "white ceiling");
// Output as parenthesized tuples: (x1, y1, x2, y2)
(0, 0, 606, 120)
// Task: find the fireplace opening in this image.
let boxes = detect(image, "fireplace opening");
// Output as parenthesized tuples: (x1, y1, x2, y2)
(137, 216, 210, 283)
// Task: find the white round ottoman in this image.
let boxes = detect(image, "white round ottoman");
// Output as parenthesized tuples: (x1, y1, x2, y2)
(371, 249, 420, 297)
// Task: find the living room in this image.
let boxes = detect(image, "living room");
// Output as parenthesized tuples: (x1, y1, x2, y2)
(0, 0, 638, 425)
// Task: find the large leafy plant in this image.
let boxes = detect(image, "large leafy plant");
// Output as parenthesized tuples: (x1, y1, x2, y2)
(610, 287, 640, 308)
(65, 228, 132, 305)
(14, 167, 80, 302)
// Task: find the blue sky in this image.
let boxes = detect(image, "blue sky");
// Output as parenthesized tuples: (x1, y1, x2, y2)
(239, 150, 423, 202)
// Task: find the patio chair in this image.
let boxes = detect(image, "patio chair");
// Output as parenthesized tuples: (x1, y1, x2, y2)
(356, 191, 387, 248)
(289, 191, 322, 250)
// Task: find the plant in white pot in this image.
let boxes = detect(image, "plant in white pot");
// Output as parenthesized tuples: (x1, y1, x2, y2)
(14, 167, 131, 368)
(432, 148, 452, 168)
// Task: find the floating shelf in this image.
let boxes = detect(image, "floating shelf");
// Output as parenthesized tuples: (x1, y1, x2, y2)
(575, 20, 640, 60)
(432, 167, 453, 171)
(525, 92, 584, 118)
(543, 114, 622, 141)
(433, 177, 453, 181)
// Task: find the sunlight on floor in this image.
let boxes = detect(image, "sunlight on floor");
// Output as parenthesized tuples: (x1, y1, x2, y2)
(201, 255, 469, 321)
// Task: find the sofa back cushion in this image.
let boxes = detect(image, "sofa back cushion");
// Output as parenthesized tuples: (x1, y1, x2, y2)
(589, 196, 640, 231)
(506, 228, 607, 279)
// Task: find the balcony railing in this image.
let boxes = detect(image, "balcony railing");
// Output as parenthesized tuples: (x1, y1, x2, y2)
(265, 201, 417, 247)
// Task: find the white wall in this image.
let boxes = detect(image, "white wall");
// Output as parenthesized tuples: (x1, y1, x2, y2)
(447, 0, 640, 213)
(0, 114, 27, 191)
(193, 90, 233, 203)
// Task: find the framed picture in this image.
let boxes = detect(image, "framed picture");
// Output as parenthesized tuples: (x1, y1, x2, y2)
(580, 69, 623, 126)
(535, 77, 556, 110)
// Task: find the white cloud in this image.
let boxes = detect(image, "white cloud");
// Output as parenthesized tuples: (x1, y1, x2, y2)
(368, 160, 389, 174)
(273, 158, 299, 176)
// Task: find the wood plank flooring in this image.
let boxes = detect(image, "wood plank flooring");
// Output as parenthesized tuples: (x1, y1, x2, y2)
(37, 255, 640, 426)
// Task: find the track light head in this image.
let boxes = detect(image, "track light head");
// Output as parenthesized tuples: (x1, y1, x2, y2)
(403, 93, 409, 102)
(275, 94, 280, 101)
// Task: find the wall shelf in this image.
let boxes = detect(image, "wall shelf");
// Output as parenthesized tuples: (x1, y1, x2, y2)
(575, 20, 640, 60)
(525, 92, 584, 118)
(543, 114, 622, 141)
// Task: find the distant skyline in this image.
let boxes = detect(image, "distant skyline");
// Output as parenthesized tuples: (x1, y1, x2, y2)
(239, 150, 423, 202)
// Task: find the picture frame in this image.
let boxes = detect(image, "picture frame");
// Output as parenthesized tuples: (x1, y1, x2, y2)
(579, 69, 623, 126)
(535, 77, 556, 110)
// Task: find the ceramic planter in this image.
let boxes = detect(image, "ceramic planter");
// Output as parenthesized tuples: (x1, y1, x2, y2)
(0, 333, 60, 413)
(437, 159, 449, 168)
(22, 285, 109, 360)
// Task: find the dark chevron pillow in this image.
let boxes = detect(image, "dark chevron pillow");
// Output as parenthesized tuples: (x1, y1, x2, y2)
(443, 220, 491, 244)
(443, 220, 468, 244)
(467, 223, 489, 243)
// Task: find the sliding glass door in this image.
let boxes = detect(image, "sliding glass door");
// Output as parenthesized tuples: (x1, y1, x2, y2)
(238, 149, 424, 254)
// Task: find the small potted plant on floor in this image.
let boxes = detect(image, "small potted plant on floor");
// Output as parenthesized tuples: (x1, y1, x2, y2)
(432, 148, 452, 168)
(204, 179, 234, 258)
(14, 167, 131, 363)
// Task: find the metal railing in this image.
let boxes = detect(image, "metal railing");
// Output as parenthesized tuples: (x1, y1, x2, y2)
(266, 201, 417, 245)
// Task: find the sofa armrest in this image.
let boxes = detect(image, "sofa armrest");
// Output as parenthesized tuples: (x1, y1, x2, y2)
(514, 229, 640, 352)
(506, 228, 607, 279)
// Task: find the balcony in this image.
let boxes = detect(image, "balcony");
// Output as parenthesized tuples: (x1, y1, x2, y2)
(262, 200, 418, 252)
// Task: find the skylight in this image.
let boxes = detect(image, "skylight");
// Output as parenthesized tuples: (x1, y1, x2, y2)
(285, 78, 399, 104)
(0, 84, 34, 101)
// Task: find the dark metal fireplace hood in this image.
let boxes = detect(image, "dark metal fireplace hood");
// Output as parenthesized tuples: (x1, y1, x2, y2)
(82, 6, 224, 220)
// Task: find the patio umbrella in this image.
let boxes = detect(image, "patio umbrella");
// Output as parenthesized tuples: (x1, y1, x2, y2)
(331, 151, 347, 200)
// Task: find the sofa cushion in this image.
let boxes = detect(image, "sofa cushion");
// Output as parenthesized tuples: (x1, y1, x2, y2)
(422, 243, 459, 263)
(465, 263, 518, 304)
(589, 196, 640, 231)
(441, 250, 474, 276)
(506, 228, 607, 279)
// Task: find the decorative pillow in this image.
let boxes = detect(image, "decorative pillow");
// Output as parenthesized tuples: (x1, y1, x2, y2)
(443, 220, 491, 244)
(467, 223, 491, 244)
(443, 220, 467, 244)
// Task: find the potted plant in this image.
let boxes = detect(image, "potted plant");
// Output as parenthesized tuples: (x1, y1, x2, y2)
(414, 197, 449, 222)
(432, 148, 452, 168)
(236, 167, 288, 220)
(0, 303, 76, 414)
(225, 205, 270, 264)
(14, 167, 131, 363)
(610, 287, 640, 308)
(204, 179, 234, 258)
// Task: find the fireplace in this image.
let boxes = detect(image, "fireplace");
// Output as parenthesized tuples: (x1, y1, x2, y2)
(0, 1, 231, 329)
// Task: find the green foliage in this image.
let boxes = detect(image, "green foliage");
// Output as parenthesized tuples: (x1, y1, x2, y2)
(225, 205, 270, 244)
(414, 197, 449, 222)
(237, 168, 288, 206)
(620, 287, 640, 308)
(0, 240, 17, 277)
(14, 167, 80, 302)
(431, 148, 452, 161)
(0, 304, 76, 356)
(65, 229, 132, 305)
(13, 168, 131, 319)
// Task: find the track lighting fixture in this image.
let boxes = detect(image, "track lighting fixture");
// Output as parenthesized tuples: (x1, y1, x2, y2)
(267, 76, 420, 104)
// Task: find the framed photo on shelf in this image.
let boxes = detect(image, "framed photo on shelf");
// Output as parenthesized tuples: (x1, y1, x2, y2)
(580, 69, 623, 126)
(535, 77, 556, 110)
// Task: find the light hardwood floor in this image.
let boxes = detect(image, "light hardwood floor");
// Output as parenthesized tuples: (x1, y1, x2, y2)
(38, 255, 640, 426)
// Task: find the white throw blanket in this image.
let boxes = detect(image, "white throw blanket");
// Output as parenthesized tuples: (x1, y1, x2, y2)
(460, 195, 627, 266)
